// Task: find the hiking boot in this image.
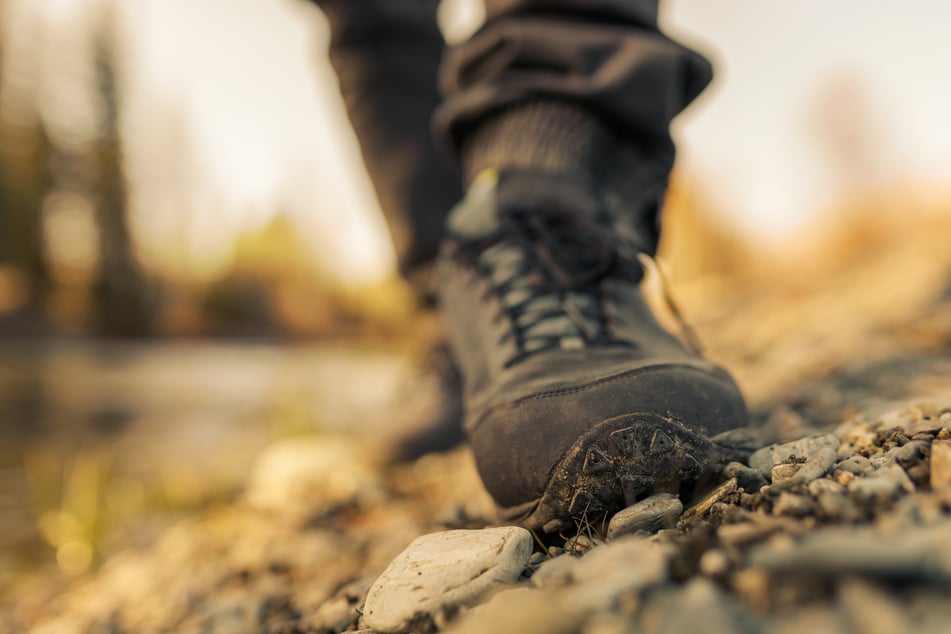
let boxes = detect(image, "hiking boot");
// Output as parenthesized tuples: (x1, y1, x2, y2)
(438, 169, 748, 535)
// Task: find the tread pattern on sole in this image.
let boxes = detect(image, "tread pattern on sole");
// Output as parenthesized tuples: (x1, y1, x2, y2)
(509, 413, 720, 535)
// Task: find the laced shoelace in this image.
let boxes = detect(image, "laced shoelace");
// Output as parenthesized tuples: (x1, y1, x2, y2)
(471, 206, 645, 367)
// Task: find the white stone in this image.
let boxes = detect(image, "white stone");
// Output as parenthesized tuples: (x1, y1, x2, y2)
(363, 527, 533, 633)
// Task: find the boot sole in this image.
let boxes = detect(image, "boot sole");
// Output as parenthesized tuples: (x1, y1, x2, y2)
(500, 412, 720, 536)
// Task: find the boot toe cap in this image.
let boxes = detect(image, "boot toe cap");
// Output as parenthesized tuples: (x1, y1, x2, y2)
(466, 361, 748, 532)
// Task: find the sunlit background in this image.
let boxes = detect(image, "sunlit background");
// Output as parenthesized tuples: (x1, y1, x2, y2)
(2, 0, 951, 336)
(3, 0, 951, 627)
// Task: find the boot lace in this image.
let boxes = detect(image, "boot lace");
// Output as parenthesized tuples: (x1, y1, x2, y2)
(471, 206, 645, 367)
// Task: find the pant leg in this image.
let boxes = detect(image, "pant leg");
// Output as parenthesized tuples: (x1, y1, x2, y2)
(435, 0, 712, 173)
(312, 0, 462, 276)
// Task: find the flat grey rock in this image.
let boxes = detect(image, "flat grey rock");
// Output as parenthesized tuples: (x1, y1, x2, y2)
(363, 527, 533, 633)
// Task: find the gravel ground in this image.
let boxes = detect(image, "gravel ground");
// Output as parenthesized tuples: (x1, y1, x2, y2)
(8, 213, 951, 634)
(18, 395, 951, 634)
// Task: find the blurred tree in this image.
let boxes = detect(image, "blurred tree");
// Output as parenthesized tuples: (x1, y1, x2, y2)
(0, 1, 53, 319)
(88, 6, 153, 337)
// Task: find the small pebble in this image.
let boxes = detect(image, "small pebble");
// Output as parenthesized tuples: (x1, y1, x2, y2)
(930, 440, 951, 489)
(561, 538, 669, 611)
(839, 423, 879, 454)
(606, 493, 683, 539)
(654, 528, 686, 542)
(848, 476, 901, 500)
(894, 441, 926, 466)
(817, 492, 859, 522)
(717, 522, 777, 546)
(749, 434, 840, 474)
(789, 447, 838, 484)
(870, 447, 901, 469)
(836, 455, 872, 476)
(771, 463, 801, 483)
(879, 464, 916, 493)
(532, 555, 579, 589)
(808, 478, 846, 497)
(309, 596, 358, 633)
(906, 462, 931, 486)
(834, 470, 857, 487)
(681, 479, 737, 523)
(565, 534, 602, 554)
(654, 578, 745, 634)
(699, 549, 730, 577)
(772, 493, 812, 518)
(731, 568, 771, 612)
(722, 462, 768, 492)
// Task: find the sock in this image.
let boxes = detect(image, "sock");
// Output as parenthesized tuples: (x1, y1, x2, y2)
(460, 99, 670, 253)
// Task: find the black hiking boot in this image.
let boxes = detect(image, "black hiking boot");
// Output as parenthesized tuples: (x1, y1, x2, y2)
(438, 168, 748, 535)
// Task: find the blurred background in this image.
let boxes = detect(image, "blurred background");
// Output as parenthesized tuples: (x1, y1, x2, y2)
(2, 0, 951, 335)
(3, 0, 951, 626)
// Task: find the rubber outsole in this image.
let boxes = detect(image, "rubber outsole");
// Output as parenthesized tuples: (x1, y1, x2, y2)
(501, 413, 721, 536)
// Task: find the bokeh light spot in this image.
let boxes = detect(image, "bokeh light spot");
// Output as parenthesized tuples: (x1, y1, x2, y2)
(56, 539, 93, 576)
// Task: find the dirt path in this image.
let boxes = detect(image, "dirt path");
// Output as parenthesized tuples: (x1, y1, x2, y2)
(6, 213, 951, 633)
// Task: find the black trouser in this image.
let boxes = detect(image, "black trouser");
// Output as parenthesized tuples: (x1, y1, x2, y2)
(314, 0, 711, 275)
